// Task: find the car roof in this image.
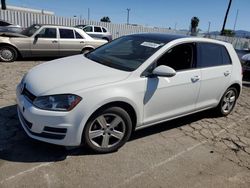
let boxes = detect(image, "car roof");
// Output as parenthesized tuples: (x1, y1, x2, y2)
(129, 33, 187, 43)
(128, 33, 230, 46)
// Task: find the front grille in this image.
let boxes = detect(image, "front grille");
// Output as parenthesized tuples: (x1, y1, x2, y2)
(22, 87, 36, 102)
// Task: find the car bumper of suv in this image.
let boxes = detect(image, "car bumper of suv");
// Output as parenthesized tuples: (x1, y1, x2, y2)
(16, 85, 83, 146)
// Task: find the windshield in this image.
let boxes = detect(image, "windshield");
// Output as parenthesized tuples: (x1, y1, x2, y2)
(21, 24, 42, 37)
(86, 35, 166, 71)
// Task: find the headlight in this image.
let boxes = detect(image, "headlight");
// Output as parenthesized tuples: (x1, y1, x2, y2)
(33, 94, 82, 111)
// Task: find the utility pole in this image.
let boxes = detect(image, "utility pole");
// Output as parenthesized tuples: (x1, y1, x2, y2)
(233, 9, 239, 31)
(88, 8, 90, 21)
(221, 0, 232, 35)
(207, 21, 211, 34)
(174, 22, 177, 30)
(126, 8, 131, 25)
(1, 0, 6, 10)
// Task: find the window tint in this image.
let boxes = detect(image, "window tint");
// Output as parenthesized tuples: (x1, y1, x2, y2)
(94, 27, 102, 32)
(38, 28, 56, 38)
(102, 27, 107, 32)
(83, 26, 92, 32)
(75, 30, 83, 39)
(157, 43, 195, 71)
(197, 43, 230, 68)
(221, 46, 232, 65)
(59, 29, 74, 39)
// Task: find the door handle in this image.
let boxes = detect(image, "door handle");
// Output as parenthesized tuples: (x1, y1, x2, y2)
(52, 40, 58, 43)
(191, 75, 200, 82)
(224, 71, 230, 76)
(80, 41, 84, 44)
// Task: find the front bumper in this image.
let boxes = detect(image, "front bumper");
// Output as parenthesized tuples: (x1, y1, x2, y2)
(16, 84, 84, 146)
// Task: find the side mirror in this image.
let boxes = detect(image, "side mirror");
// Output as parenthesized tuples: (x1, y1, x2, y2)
(34, 34, 40, 39)
(152, 65, 176, 77)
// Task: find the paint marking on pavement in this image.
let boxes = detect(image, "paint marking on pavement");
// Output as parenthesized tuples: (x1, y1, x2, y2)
(0, 162, 52, 185)
(1, 116, 249, 186)
(115, 115, 249, 187)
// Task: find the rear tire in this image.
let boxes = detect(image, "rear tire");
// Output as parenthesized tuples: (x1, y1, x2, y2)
(83, 107, 132, 153)
(215, 87, 238, 116)
(0, 46, 18, 62)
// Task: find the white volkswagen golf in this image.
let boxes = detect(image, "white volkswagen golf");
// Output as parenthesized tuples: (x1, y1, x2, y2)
(16, 33, 242, 153)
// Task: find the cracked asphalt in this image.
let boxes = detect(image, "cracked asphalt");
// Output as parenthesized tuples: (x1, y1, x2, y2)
(0, 60, 250, 188)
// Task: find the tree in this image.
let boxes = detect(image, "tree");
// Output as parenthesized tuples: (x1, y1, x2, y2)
(100, 17, 111, 23)
(222, 29, 235, 37)
(1, 0, 6, 10)
(221, 0, 232, 35)
(190, 17, 199, 36)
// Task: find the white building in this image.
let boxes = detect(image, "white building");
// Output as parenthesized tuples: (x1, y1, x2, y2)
(0, 5, 54, 15)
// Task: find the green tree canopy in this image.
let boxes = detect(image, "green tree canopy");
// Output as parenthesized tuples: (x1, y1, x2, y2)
(100, 17, 111, 23)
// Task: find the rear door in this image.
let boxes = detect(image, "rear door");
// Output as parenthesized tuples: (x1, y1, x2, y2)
(59, 28, 83, 56)
(196, 42, 232, 110)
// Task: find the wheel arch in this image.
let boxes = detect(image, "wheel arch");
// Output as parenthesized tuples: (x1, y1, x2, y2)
(86, 101, 138, 132)
(81, 46, 94, 52)
(0, 43, 22, 58)
(228, 83, 241, 98)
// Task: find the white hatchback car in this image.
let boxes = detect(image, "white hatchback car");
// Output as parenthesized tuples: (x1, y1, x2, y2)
(16, 33, 242, 153)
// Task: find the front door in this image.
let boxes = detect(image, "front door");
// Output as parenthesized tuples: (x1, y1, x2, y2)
(143, 43, 201, 125)
(31, 27, 59, 57)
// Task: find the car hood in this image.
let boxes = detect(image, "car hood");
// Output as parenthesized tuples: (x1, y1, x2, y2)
(0, 32, 27, 38)
(24, 55, 131, 96)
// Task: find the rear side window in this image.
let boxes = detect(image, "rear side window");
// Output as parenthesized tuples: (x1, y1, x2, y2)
(197, 43, 231, 68)
(59, 29, 74, 39)
(75, 30, 84, 39)
(221, 46, 232, 65)
(102, 27, 107, 32)
(94, 27, 102, 32)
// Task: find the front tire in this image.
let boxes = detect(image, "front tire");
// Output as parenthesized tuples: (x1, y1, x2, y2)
(215, 87, 238, 116)
(0, 46, 18, 62)
(83, 107, 132, 153)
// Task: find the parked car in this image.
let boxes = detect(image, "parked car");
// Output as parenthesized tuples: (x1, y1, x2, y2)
(241, 53, 250, 77)
(0, 20, 23, 33)
(75, 24, 112, 41)
(0, 24, 107, 62)
(235, 48, 250, 77)
(16, 33, 242, 153)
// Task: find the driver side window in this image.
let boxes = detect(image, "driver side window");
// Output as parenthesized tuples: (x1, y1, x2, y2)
(157, 43, 196, 71)
(38, 28, 57, 38)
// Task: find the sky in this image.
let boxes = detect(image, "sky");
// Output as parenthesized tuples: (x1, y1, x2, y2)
(6, 0, 250, 32)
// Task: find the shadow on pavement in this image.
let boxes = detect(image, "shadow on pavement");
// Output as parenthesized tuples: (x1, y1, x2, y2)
(0, 104, 215, 163)
(17, 57, 57, 62)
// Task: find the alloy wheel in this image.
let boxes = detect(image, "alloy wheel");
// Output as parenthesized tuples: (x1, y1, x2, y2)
(88, 113, 126, 149)
(221, 89, 236, 114)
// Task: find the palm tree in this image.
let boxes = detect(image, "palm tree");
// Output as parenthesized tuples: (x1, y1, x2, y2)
(221, 0, 232, 35)
(190, 16, 199, 36)
(1, 0, 6, 10)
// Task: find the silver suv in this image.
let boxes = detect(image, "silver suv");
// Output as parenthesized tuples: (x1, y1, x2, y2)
(75, 25, 112, 42)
